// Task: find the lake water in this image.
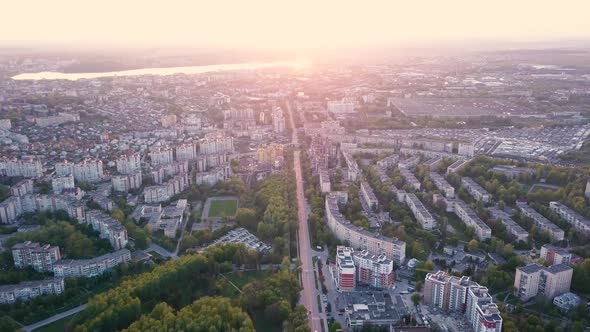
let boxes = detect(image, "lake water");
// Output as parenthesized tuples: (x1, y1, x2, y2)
(11, 60, 306, 81)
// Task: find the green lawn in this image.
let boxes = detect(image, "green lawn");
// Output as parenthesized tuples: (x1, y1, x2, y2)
(208, 199, 238, 218)
(33, 314, 78, 332)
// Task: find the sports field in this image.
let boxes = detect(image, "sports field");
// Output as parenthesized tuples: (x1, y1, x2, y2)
(208, 199, 238, 218)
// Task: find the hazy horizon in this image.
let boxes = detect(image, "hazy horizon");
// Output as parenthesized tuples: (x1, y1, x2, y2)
(2, 0, 590, 51)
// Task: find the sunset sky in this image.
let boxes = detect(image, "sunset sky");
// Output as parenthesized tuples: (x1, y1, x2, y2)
(2, 0, 590, 49)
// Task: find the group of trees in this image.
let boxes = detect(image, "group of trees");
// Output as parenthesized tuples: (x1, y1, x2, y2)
(240, 258, 303, 330)
(3, 220, 112, 259)
(252, 173, 297, 259)
(0, 260, 152, 326)
(122, 297, 255, 332)
(71, 244, 249, 332)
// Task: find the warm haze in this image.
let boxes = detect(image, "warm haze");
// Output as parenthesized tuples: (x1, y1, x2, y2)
(1, 0, 590, 49)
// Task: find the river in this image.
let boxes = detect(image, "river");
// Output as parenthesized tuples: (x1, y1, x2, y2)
(11, 60, 306, 81)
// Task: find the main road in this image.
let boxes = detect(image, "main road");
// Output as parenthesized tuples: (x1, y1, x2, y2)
(287, 101, 324, 332)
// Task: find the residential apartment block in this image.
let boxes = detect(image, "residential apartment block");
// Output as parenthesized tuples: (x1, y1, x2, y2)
(12, 241, 61, 272)
(517, 203, 564, 241)
(0, 156, 43, 178)
(461, 177, 491, 203)
(514, 263, 573, 301)
(424, 271, 502, 332)
(0, 277, 65, 304)
(453, 199, 491, 240)
(549, 201, 590, 235)
(540, 244, 572, 266)
(55, 159, 104, 183)
(325, 192, 406, 265)
(10, 179, 34, 197)
(488, 207, 529, 242)
(404, 193, 436, 230)
(52, 249, 132, 278)
(336, 246, 356, 292)
(429, 173, 455, 198)
(85, 210, 129, 250)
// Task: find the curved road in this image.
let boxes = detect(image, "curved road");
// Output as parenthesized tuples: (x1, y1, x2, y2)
(287, 101, 325, 332)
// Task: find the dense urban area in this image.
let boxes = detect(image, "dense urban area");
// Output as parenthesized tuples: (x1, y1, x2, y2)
(0, 48, 590, 332)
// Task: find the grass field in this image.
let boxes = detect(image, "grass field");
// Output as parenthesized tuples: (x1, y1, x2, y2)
(208, 199, 238, 218)
(33, 314, 77, 332)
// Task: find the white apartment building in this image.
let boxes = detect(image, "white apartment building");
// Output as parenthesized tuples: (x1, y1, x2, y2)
(461, 177, 491, 203)
(10, 179, 34, 197)
(354, 250, 394, 289)
(453, 200, 492, 240)
(399, 168, 421, 191)
(327, 101, 355, 114)
(34, 112, 79, 127)
(53, 249, 131, 278)
(175, 143, 198, 162)
(194, 166, 231, 186)
(488, 207, 529, 242)
(319, 168, 331, 193)
(144, 174, 189, 203)
(0, 156, 43, 178)
(446, 159, 471, 176)
(549, 201, 590, 235)
(116, 153, 141, 175)
(517, 203, 564, 241)
(199, 135, 234, 155)
(466, 286, 503, 332)
(85, 210, 129, 250)
(55, 159, 104, 183)
(514, 263, 573, 301)
(52, 175, 75, 193)
(272, 107, 286, 133)
(149, 147, 174, 166)
(540, 244, 572, 266)
(112, 171, 142, 192)
(405, 193, 435, 230)
(0, 197, 22, 224)
(0, 277, 65, 304)
(360, 181, 378, 211)
(12, 241, 61, 272)
(325, 192, 406, 265)
(430, 173, 455, 198)
(424, 271, 502, 332)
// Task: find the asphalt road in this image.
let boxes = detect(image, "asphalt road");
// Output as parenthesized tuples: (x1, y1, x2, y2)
(288, 101, 325, 332)
(23, 303, 86, 332)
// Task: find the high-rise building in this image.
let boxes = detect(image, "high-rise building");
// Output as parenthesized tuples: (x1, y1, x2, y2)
(112, 171, 142, 192)
(10, 179, 34, 197)
(0, 156, 43, 178)
(12, 241, 61, 272)
(336, 246, 356, 292)
(424, 271, 502, 332)
(466, 286, 503, 332)
(271, 107, 286, 133)
(514, 263, 573, 301)
(149, 147, 174, 166)
(116, 153, 141, 175)
(55, 159, 104, 183)
(52, 175, 75, 193)
(353, 250, 394, 289)
(174, 143, 197, 162)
